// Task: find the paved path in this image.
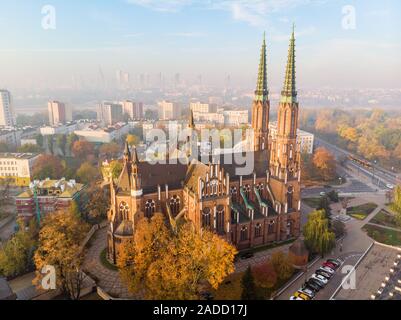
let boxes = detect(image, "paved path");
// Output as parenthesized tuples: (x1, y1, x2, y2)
(82, 227, 135, 299)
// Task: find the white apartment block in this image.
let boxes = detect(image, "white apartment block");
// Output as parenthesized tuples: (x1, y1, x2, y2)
(158, 101, 181, 120)
(74, 123, 130, 144)
(0, 90, 15, 127)
(0, 129, 21, 148)
(48, 101, 72, 126)
(121, 100, 143, 120)
(189, 101, 217, 114)
(223, 110, 249, 126)
(193, 111, 224, 124)
(269, 122, 315, 154)
(40, 123, 78, 136)
(0, 153, 39, 186)
(97, 102, 123, 125)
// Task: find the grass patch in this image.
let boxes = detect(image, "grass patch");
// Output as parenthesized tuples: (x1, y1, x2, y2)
(302, 198, 322, 209)
(370, 210, 400, 229)
(250, 239, 296, 254)
(100, 248, 118, 271)
(347, 203, 378, 220)
(363, 224, 401, 247)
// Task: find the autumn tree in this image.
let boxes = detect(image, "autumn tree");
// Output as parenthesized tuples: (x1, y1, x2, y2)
(126, 134, 140, 146)
(390, 186, 401, 227)
(32, 154, 64, 180)
(303, 210, 336, 257)
(72, 140, 94, 159)
(252, 261, 277, 290)
(34, 209, 90, 300)
(118, 213, 237, 300)
(241, 266, 258, 300)
(0, 220, 37, 277)
(313, 147, 337, 181)
(85, 184, 109, 224)
(110, 160, 123, 179)
(99, 142, 121, 158)
(270, 252, 294, 282)
(76, 162, 100, 184)
(17, 143, 42, 153)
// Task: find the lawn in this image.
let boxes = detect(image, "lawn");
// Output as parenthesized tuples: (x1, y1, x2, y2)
(347, 203, 378, 220)
(100, 248, 118, 271)
(369, 210, 400, 229)
(302, 198, 322, 209)
(363, 224, 401, 247)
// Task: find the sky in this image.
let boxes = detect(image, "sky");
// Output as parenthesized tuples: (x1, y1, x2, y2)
(0, 0, 400, 90)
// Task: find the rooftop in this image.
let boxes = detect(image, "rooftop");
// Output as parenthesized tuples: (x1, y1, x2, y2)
(0, 152, 39, 160)
(16, 179, 85, 199)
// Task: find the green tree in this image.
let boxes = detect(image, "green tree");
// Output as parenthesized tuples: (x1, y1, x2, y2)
(17, 144, 42, 153)
(110, 160, 123, 179)
(32, 154, 64, 180)
(241, 266, 258, 300)
(47, 135, 54, 155)
(270, 252, 294, 281)
(0, 220, 36, 277)
(0, 142, 10, 152)
(76, 162, 100, 184)
(390, 186, 401, 227)
(303, 210, 336, 257)
(85, 184, 109, 224)
(56, 134, 67, 156)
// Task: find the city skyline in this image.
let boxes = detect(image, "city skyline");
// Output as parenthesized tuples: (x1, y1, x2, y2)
(0, 0, 400, 91)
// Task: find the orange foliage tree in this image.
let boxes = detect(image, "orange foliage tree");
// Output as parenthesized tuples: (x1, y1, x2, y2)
(312, 147, 337, 181)
(71, 140, 94, 159)
(32, 154, 64, 180)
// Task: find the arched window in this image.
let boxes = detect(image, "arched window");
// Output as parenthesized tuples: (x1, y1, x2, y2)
(240, 226, 248, 241)
(244, 184, 251, 199)
(289, 144, 293, 159)
(169, 195, 180, 216)
(202, 207, 211, 229)
(145, 199, 156, 218)
(216, 205, 225, 235)
(287, 186, 294, 211)
(119, 202, 129, 220)
(230, 186, 237, 201)
(268, 220, 275, 234)
(255, 223, 262, 238)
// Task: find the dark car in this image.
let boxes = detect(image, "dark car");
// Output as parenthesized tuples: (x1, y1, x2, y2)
(327, 259, 341, 268)
(315, 269, 332, 279)
(308, 278, 325, 289)
(303, 281, 320, 292)
(240, 252, 254, 260)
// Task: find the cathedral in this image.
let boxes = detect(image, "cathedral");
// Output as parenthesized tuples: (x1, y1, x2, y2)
(106, 29, 301, 264)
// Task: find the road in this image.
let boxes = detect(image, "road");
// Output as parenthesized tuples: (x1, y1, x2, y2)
(315, 137, 399, 188)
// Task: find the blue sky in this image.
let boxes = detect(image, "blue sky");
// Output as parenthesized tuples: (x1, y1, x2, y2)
(0, 0, 400, 90)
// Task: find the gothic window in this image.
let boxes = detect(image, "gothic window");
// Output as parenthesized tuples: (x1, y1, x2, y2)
(287, 186, 294, 212)
(289, 144, 293, 159)
(268, 220, 275, 234)
(145, 199, 156, 218)
(244, 184, 251, 199)
(240, 226, 248, 241)
(169, 195, 180, 216)
(216, 205, 225, 235)
(202, 207, 211, 229)
(119, 202, 130, 220)
(255, 223, 262, 238)
(230, 186, 237, 201)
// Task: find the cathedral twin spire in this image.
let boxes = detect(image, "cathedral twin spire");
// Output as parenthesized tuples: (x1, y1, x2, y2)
(255, 26, 297, 104)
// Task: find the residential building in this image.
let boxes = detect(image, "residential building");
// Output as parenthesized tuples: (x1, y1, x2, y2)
(121, 100, 144, 120)
(0, 152, 39, 186)
(0, 129, 21, 148)
(97, 102, 123, 125)
(269, 122, 314, 154)
(40, 123, 77, 136)
(16, 178, 86, 222)
(0, 90, 15, 127)
(158, 101, 181, 120)
(190, 101, 217, 114)
(74, 122, 130, 144)
(193, 111, 224, 124)
(223, 110, 249, 126)
(48, 101, 72, 126)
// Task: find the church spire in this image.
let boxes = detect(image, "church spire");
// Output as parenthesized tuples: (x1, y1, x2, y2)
(123, 140, 131, 162)
(132, 145, 139, 164)
(188, 109, 195, 129)
(255, 32, 268, 102)
(281, 24, 297, 103)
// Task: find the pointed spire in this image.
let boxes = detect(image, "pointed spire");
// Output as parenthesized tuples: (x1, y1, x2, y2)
(132, 145, 139, 164)
(189, 108, 195, 129)
(255, 32, 269, 102)
(281, 24, 297, 103)
(123, 140, 131, 161)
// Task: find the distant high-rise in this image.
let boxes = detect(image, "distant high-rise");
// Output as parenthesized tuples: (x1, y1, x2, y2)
(48, 101, 71, 126)
(97, 102, 123, 125)
(190, 101, 218, 113)
(158, 101, 181, 120)
(0, 90, 15, 127)
(121, 100, 144, 120)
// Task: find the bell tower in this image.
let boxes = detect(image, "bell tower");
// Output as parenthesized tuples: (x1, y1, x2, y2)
(252, 32, 270, 151)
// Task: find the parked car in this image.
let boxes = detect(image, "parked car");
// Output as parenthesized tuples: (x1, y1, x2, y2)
(240, 252, 254, 260)
(298, 288, 315, 299)
(320, 192, 326, 196)
(319, 266, 335, 274)
(311, 274, 328, 285)
(316, 269, 332, 279)
(294, 291, 311, 301)
(386, 184, 394, 190)
(308, 278, 325, 289)
(323, 261, 337, 269)
(327, 259, 341, 268)
(290, 296, 304, 300)
(303, 281, 321, 292)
